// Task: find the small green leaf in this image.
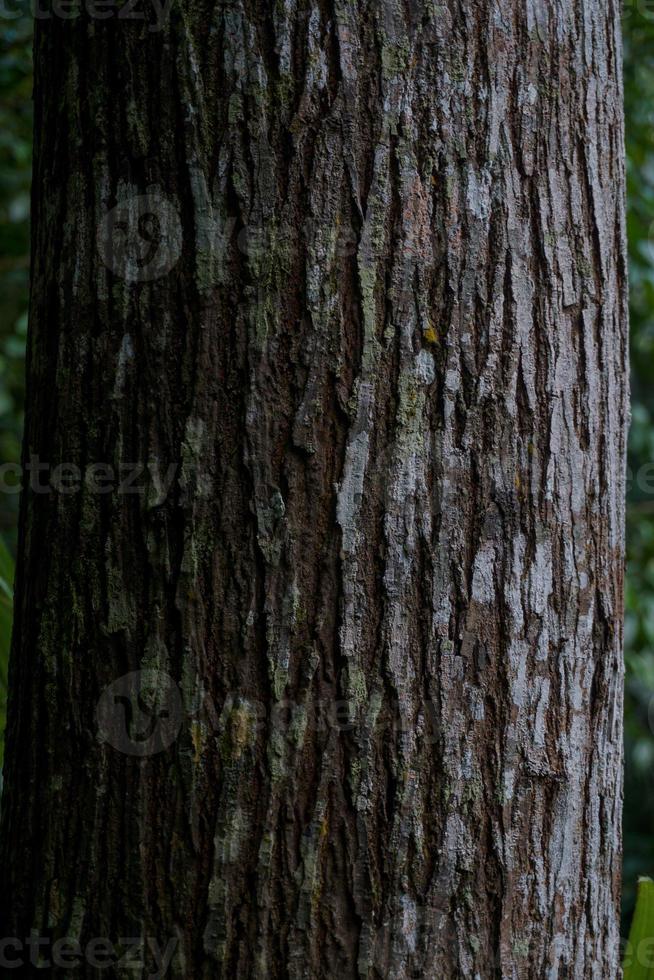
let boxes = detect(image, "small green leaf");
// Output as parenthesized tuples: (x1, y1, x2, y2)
(625, 877, 654, 980)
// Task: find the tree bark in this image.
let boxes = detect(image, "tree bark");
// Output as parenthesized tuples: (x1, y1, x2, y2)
(0, 1, 628, 977)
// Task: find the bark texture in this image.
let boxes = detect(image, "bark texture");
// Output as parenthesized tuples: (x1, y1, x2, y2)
(0, 1, 628, 977)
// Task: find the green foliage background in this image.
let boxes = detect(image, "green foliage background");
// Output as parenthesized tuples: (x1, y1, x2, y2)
(623, 1, 654, 929)
(0, 8, 653, 925)
(0, 14, 29, 779)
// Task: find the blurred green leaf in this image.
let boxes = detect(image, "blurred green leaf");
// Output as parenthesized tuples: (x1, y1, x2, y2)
(625, 877, 654, 979)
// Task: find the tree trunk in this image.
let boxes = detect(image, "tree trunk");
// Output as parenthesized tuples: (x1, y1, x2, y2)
(0, 2, 628, 977)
